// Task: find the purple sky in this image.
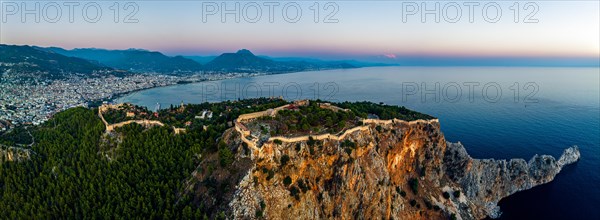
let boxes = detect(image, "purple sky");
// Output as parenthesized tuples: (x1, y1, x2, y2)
(1, 1, 598, 60)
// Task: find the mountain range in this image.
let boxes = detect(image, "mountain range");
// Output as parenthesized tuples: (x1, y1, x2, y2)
(3, 44, 410, 80)
(202, 49, 355, 73)
(31, 46, 361, 74)
(0, 44, 120, 79)
(38, 47, 204, 74)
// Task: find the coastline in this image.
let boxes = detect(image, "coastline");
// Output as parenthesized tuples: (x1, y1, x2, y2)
(2, 67, 362, 134)
(107, 67, 360, 105)
(104, 79, 207, 104)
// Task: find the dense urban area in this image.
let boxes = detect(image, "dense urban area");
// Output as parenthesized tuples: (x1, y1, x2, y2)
(0, 44, 356, 132)
(0, 72, 258, 131)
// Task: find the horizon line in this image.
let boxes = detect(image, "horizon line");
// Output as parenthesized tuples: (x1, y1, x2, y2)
(3, 43, 599, 67)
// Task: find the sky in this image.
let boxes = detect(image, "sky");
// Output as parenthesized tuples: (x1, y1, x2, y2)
(1, 0, 599, 63)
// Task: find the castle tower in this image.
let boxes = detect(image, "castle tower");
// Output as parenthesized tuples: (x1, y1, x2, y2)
(178, 101, 186, 113)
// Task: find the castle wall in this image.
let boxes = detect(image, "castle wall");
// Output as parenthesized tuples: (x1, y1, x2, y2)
(98, 104, 185, 134)
(231, 101, 438, 154)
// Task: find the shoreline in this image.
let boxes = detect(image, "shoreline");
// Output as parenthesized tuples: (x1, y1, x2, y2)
(105, 79, 207, 104)
(2, 67, 362, 134)
(107, 67, 355, 104)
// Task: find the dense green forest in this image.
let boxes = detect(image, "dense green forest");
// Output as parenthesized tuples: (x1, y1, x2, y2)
(336, 101, 435, 121)
(0, 98, 289, 218)
(249, 102, 359, 136)
(0, 98, 433, 218)
(0, 107, 206, 219)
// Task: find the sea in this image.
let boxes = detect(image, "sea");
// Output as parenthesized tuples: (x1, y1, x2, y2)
(116, 66, 600, 219)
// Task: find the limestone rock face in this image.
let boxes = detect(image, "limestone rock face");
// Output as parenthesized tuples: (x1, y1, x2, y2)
(443, 143, 580, 218)
(558, 146, 581, 166)
(195, 120, 580, 219)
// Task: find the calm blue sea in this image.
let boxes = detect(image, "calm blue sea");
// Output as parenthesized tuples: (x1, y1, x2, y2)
(117, 67, 600, 219)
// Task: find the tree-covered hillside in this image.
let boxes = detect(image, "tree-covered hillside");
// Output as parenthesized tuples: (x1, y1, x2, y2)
(0, 99, 434, 218)
(0, 107, 205, 218)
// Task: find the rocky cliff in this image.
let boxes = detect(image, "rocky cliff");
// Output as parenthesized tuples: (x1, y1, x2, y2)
(444, 142, 580, 219)
(192, 119, 580, 219)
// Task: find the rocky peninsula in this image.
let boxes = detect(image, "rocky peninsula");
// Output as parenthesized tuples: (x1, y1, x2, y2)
(191, 101, 580, 219)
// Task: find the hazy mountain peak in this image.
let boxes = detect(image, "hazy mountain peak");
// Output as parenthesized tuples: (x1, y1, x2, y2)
(126, 48, 150, 52)
(236, 49, 254, 55)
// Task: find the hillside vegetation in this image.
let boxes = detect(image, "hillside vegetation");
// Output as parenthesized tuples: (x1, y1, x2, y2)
(0, 99, 434, 218)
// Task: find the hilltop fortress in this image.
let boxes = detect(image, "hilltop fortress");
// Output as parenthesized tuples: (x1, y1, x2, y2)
(206, 100, 580, 220)
(232, 100, 439, 154)
(98, 103, 186, 134)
